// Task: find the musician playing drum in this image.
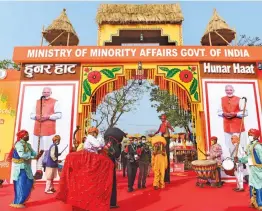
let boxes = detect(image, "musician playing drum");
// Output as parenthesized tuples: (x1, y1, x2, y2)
(207, 136, 223, 187)
(231, 135, 245, 192)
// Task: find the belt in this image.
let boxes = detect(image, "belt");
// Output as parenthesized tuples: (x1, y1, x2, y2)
(12, 158, 25, 164)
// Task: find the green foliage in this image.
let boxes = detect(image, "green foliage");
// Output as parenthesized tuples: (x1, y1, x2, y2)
(0, 60, 19, 70)
(149, 86, 191, 130)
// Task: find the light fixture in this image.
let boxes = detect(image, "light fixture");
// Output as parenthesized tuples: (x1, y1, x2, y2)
(136, 61, 143, 85)
(140, 33, 144, 41)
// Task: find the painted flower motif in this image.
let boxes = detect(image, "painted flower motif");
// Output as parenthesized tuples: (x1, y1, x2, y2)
(84, 67, 91, 73)
(179, 70, 193, 83)
(191, 66, 196, 71)
(88, 71, 102, 84)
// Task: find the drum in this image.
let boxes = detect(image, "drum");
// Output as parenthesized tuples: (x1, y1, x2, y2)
(191, 160, 217, 179)
(222, 158, 235, 176)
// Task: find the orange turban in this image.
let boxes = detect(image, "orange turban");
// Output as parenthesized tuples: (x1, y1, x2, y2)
(161, 114, 167, 120)
(16, 130, 28, 142)
(248, 129, 260, 139)
(52, 135, 61, 142)
(210, 136, 218, 141)
(88, 127, 99, 134)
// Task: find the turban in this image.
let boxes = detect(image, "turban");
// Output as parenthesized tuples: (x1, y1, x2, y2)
(160, 114, 167, 119)
(16, 130, 28, 142)
(210, 136, 218, 141)
(52, 135, 61, 142)
(88, 127, 99, 134)
(151, 136, 166, 146)
(248, 129, 260, 139)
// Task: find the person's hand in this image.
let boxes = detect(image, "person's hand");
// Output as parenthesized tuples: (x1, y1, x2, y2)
(58, 160, 62, 163)
(234, 157, 239, 163)
(230, 112, 237, 118)
(36, 115, 41, 121)
(40, 115, 50, 121)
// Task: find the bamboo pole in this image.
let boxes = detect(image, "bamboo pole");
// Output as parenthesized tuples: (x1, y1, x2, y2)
(214, 31, 230, 45)
(208, 32, 212, 46)
(41, 26, 45, 46)
(48, 31, 65, 46)
(234, 28, 237, 46)
(67, 32, 70, 46)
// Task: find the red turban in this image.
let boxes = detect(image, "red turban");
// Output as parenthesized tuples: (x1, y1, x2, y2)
(16, 130, 29, 142)
(210, 136, 218, 141)
(88, 127, 99, 134)
(248, 129, 260, 139)
(161, 114, 167, 119)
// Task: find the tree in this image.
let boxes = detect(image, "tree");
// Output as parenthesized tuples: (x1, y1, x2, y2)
(149, 87, 192, 132)
(0, 60, 19, 70)
(237, 35, 262, 46)
(92, 80, 149, 131)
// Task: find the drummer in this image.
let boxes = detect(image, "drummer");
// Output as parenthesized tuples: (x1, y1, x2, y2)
(207, 136, 223, 188)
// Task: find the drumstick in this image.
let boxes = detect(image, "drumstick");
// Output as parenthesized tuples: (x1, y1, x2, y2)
(198, 148, 207, 156)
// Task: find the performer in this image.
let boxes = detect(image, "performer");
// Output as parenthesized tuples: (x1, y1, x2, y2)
(238, 129, 262, 209)
(84, 127, 104, 153)
(137, 136, 151, 189)
(151, 136, 168, 190)
(44, 135, 62, 194)
(10, 130, 43, 208)
(30, 87, 62, 180)
(154, 114, 174, 183)
(57, 127, 125, 211)
(231, 135, 245, 192)
(76, 137, 86, 151)
(207, 136, 223, 187)
(125, 137, 139, 192)
(217, 85, 248, 157)
(104, 127, 126, 209)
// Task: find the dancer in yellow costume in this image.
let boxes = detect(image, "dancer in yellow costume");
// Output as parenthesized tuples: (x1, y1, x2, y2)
(151, 136, 168, 190)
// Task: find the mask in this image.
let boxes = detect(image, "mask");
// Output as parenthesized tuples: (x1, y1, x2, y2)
(249, 136, 254, 142)
(142, 141, 146, 144)
(134, 142, 137, 145)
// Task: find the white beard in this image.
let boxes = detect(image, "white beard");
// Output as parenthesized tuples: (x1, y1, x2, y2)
(248, 136, 254, 142)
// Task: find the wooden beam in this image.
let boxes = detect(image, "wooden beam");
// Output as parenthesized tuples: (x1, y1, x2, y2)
(41, 26, 45, 46)
(48, 31, 65, 46)
(208, 32, 212, 46)
(215, 30, 230, 45)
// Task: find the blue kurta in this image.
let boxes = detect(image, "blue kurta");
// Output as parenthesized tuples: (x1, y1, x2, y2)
(10, 140, 36, 208)
(239, 140, 262, 209)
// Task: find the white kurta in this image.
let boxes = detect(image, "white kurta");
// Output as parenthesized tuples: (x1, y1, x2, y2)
(30, 100, 62, 170)
(45, 145, 58, 192)
(84, 134, 105, 153)
(233, 144, 245, 189)
(217, 97, 248, 158)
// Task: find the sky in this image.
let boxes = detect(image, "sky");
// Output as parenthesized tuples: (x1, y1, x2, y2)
(0, 1, 261, 134)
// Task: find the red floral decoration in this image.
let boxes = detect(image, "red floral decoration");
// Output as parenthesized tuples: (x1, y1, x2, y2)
(191, 66, 196, 71)
(179, 70, 193, 83)
(88, 71, 102, 84)
(84, 67, 91, 73)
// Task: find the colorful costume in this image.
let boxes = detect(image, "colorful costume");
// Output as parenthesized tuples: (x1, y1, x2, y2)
(218, 93, 248, 158)
(154, 114, 174, 183)
(44, 135, 61, 194)
(207, 136, 223, 187)
(239, 129, 262, 209)
(151, 136, 168, 189)
(10, 130, 37, 208)
(30, 95, 62, 179)
(84, 127, 105, 153)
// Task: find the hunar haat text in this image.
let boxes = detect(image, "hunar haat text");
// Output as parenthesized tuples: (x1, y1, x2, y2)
(26, 48, 251, 58)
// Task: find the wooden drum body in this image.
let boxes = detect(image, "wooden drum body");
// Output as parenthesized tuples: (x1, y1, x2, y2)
(191, 160, 217, 179)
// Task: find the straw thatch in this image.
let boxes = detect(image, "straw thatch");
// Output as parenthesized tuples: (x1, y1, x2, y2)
(43, 9, 79, 46)
(201, 9, 235, 46)
(96, 4, 184, 25)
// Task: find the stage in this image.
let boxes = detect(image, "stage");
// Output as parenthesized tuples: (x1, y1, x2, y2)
(0, 172, 253, 211)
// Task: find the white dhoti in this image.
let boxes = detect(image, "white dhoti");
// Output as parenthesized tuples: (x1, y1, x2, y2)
(45, 167, 58, 192)
(234, 163, 244, 189)
(33, 135, 54, 170)
(224, 132, 247, 158)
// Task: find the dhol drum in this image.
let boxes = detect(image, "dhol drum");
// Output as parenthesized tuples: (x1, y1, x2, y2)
(222, 158, 235, 176)
(191, 160, 217, 187)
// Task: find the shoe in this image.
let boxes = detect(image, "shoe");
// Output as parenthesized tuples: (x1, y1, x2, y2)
(236, 189, 245, 192)
(110, 205, 119, 209)
(45, 191, 54, 194)
(233, 188, 239, 191)
(142, 185, 146, 189)
(128, 188, 133, 192)
(50, 188, 56, 192)
(34, 170, 43, 180)
(154, 186, 159, 190)
(138, 186, 141, 189)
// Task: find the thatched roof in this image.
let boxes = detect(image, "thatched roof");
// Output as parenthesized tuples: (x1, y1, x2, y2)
(201, 9, 235, 46)
(96, 4, 184, 25)
(43, 9, 79, 46)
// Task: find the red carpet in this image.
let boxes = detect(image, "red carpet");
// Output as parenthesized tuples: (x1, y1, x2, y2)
(0, 172, 253, 211)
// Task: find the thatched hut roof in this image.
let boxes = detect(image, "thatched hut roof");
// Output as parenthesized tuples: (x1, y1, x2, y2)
(201, 9, 235, 46)
(43, 9, 79, 46)
(96, 4, 184, 25)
